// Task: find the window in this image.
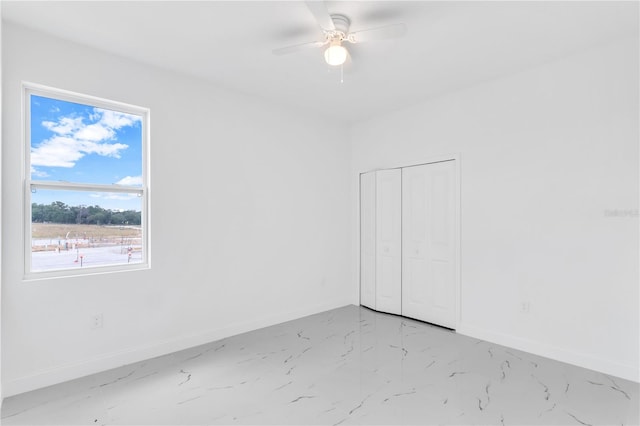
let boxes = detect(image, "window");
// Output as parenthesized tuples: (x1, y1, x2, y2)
(24, 83, 149, 277)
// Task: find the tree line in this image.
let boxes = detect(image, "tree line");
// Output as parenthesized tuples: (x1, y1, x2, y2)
(32, 201, 141, 226)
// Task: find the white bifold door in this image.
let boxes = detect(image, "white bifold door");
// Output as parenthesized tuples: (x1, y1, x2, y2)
(402, 161, 456, 329)
(359, 172, 377, 309)
(375, 169, 402, 315)
(360, 160, 457, 329)
(359, 169, 402, 315)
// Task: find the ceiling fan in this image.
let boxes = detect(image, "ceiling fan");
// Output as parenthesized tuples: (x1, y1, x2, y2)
(272, 1, 407, 67)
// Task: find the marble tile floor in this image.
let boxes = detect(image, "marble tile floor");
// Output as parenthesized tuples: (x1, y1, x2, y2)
(2, 305, 638, 425)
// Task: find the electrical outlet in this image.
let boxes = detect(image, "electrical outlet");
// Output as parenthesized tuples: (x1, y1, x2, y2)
(91, 314, 103, 329)
(520, 302, 530, 314)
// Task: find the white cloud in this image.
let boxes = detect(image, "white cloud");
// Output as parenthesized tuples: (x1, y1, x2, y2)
(116, 175, 143, 186)
(86, 140, 128, 158)
(31, 136, 85, 167)
(31, 136, 127, 168)
(97, 109, 141, 129)
(90, 192, 139, 201)
(30, 166, 49, 178)
(75, 123, 115, 142)
(33, 107, 139, 169)
(42, 117, 83, 135)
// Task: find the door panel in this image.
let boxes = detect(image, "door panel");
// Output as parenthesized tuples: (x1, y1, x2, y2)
(379, 256, 395, 298)
(375, 169, 402, 315)
(406, 257, 428, 304)
(431, 171, 449, 244)
(402, 161, 456, 328)
(432, 259, 449, 309)
(360, 172, 376, 309)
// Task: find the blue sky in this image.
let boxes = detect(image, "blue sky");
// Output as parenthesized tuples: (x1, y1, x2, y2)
(30, 95, 143, 211)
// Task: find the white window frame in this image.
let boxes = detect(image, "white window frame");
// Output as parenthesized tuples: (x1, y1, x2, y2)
(23, 82, 150, 279)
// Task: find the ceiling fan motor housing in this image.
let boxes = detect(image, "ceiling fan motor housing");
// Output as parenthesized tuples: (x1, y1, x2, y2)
(329, 14, 351, 36)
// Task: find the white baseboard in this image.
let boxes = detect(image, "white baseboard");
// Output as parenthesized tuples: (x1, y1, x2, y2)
(3, 300, 351, 398)
(457, 322, 639, 383)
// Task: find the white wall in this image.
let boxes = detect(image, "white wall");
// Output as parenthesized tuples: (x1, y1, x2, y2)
(350, 36, 639, 382)
(2, 23, 352, 396)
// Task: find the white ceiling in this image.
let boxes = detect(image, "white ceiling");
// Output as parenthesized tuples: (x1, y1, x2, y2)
(2, 1, 638, 123)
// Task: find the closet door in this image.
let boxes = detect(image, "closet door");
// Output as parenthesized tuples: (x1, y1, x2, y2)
(402, 161, 456, 328)
(360, 172, 377, 309)
(375, 169, 402, 315)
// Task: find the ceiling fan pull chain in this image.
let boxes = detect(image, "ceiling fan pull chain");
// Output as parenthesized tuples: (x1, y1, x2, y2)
(341, 64, 344, 84)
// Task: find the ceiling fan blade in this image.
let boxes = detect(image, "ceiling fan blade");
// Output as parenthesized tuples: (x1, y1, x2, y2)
(305, 1, 335, 31)
(272, 40, 326, 56)
(349, 23, 407, 43)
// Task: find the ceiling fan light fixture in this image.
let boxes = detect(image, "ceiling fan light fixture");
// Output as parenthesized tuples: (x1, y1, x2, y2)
(324, 40, 348, 66)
